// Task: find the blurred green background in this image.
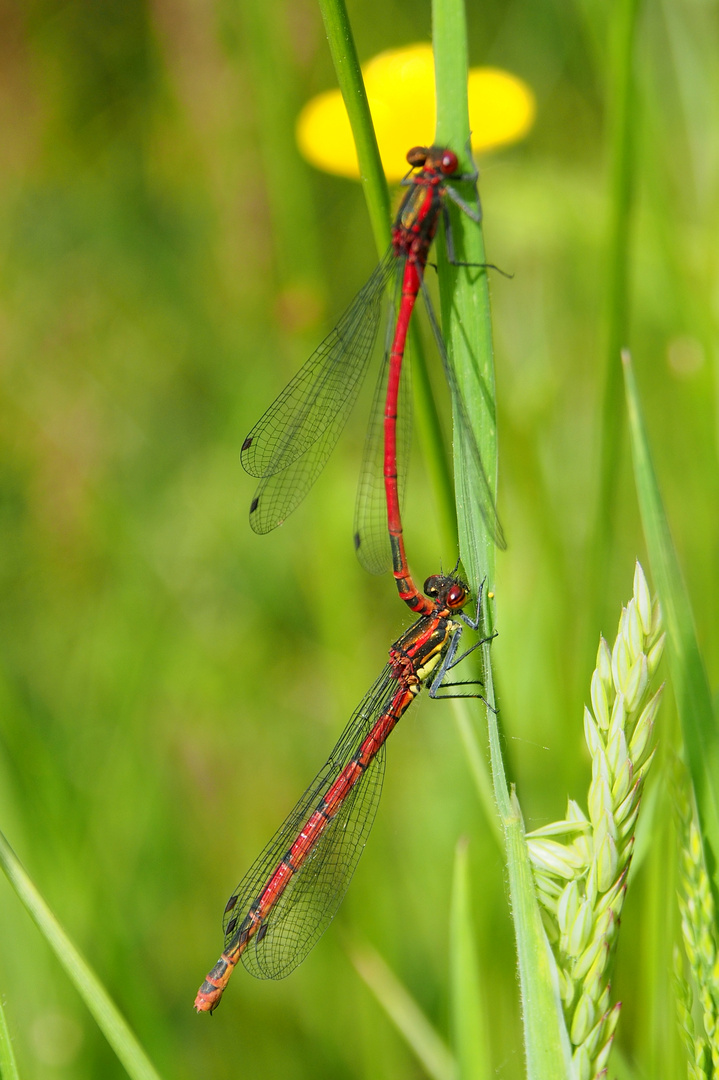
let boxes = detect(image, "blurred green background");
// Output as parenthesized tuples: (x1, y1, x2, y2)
(0, 0, 717, 1076)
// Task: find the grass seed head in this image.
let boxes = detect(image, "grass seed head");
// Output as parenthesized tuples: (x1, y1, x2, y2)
(526, 563, 663, 1076)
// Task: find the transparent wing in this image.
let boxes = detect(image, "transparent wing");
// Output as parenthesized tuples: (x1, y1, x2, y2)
(242, 251, 396, 534)
(222, 666, 401, 980)
(420, 276, 506, 550)
(352, 269, 413, 575)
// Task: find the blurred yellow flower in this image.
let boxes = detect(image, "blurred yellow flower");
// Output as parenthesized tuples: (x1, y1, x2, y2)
(296, 43, 536, 181)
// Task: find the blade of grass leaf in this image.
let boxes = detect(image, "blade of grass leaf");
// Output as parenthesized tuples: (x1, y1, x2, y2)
(432, 4, 572, 1074)
(0, 994, 20, 1080)
(314, 0, 388, 252)
(0, 831, 162, 1080)
(350, 943, 455, 1080)
(316, 0, 457, 554)
(433, 0, 498, 596)
(505, 790, 575, 1079)
(432, 0, 506, 809)
(432, 0, 504, 791)
(449, 839, 491, 1079)
(622, 349, 719, 894)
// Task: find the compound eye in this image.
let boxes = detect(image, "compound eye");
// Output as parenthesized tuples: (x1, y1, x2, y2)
(440, 150, 459, 175)
(407, 146, 429, 168)
(447, 583, 467, 608)
(424, 575, 441, 597)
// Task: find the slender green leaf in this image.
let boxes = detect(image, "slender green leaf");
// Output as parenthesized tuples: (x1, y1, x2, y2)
(0, 831, 162, 1080)
(433, 4, 571, 1075)
(431, 0, 506, 810)
(623, 350, 719, 894)
(314, 0, 389, 253)
(0, 994, 20, 1080)
(433, 0, 499, 598)
(505, 791, 574, 1079)
(449, 839, 491, 1079)
(350, 944, 455, 1080)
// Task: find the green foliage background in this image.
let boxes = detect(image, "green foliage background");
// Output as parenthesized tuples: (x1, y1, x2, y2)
(0, 0, 716, 1077)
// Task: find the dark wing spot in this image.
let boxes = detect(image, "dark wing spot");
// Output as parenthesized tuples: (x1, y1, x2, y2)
(256, 922, 268, 943)
(353, 531, 361, 551)
(250, 497, 259, 514)
(226, 915, 238, 935)
(242, 436, 253, 451)
(224, 894, 238, 914)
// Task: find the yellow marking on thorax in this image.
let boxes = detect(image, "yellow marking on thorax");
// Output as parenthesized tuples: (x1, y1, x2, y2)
(415, 620, 460, 683)
(416, 651, 442, 682)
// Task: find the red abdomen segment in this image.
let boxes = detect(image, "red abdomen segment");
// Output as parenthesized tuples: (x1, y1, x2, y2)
(194, 683, 415, 1013)
(385, 175, 442, 615)
(384, 260, 433, 615)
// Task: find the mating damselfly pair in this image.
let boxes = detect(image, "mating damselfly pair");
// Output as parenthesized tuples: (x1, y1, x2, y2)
(196, 146, 500, 1012)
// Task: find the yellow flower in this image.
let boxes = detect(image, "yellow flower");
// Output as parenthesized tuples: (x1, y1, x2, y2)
(296, 43, 536, 181)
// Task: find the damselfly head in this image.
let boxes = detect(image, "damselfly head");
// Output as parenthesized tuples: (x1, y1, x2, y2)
(406, 145, 429, 168)
(406, 146, 460, 178)
(423, 574, 469, 610)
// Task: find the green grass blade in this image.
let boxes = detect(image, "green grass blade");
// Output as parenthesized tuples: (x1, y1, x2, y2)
(433, 5, 570, 1074)
(505, 791, 574, 1079)
(0, 994, 20, 1080)
(623, 350, 719, 893)
(449, 839, 491, 1079)
(314, 0, 390, 252)
(431, 0, 506, 804)
(433, 0, 498, 596)
(0, 831, 163, 1080)
(349, 944, 455, 1080)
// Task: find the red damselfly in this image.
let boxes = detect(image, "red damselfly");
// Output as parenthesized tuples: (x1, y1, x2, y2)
(195, 572, 490, 1013)
(241, 146, 505, 611)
